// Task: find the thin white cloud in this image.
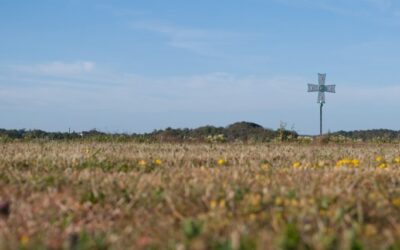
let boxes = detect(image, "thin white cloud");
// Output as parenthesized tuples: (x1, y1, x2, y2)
(2, 64, 400, 133)
(3, 64, 400, 113)
(131, 21, 249, 55)
(14, 61, 96, 76)
(95, 3, 150, 17)
(273, 0, 399, 17)
(367, 0, 393, 11)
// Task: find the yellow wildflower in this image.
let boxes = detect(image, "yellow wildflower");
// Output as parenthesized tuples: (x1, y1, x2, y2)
(20, 235, 29, 247)
(290, 199, 299, 207)
(210, 200, 217, 209)
(336, 158, 349, 167)
(219, 200, 226, 209)
(209, 199, 226, 210)
(154, 159, 162, 166)
(392, 198, 400, 207)
(368, 192, 379, 201)
(217, 159, 227, 166)
(138, 160, 147, 167)
(260, 163, 270, 170)
(275, 197, 283, 206)
(292, 162, 301, 168)
(376, 156, 384, 162)
(351, 159, 360, 167)
(308, 198, 315, 205)
(249, 194, 262, 207)
(394, 157, 400, 164)
(249, 213, 257, 221)
(319, 209, 328, 216)
(336, 158, 360, 168)
(378, 163, 388, 169)
(364, 224, 377, 237)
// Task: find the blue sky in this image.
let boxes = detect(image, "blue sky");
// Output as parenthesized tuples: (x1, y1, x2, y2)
(1, 0, 400, 134)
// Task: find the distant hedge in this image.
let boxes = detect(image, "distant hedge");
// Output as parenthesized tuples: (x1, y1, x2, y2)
(0, 122, 297, 143)
(1, 123, 399, 143)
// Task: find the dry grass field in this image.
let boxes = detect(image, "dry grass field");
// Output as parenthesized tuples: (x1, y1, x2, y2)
(1, 142, 400, 250)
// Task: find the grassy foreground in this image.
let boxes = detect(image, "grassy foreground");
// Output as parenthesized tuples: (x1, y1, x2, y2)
(1, 142, 400, 250)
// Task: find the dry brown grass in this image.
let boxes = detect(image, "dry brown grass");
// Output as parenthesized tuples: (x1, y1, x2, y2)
(1, 142, 400, 250)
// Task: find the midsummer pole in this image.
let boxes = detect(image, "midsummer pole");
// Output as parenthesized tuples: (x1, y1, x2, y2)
(307, 73, 336, 136)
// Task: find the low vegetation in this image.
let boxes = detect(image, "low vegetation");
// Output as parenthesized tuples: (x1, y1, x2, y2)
(1, 142, 400, 249)
(0, 122, 296, 143)
(1, 122, 400, 143)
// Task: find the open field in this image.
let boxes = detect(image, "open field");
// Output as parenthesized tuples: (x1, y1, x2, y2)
(1, 142, 400, 250)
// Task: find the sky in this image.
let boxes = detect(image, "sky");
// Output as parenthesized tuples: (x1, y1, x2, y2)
(1, 0, 400, 135)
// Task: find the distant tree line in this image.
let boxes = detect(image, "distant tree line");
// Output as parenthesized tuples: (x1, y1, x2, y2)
(0, 122, 297, 143)
(1, 123, 399, 143)
(329, 129, 400, 143)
